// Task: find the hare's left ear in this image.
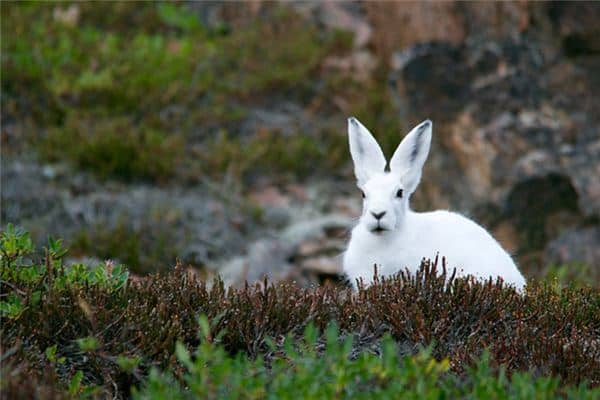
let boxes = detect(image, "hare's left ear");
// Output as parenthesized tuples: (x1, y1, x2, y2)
(389, 120, 432, 195)
(348, 117, 386, 186)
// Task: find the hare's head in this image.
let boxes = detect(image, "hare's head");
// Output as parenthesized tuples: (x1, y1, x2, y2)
(348, 117, 432, 235)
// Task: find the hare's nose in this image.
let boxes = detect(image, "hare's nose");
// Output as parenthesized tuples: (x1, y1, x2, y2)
(370, 211, 386, 220)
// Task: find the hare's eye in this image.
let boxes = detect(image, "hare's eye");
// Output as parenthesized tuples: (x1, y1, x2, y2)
(396, 189, 403, 198)
(360, 190, 366, 199)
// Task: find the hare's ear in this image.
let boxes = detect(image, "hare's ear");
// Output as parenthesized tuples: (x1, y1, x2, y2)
(389, 120, 432, 194)
(348, 117, 386, 186)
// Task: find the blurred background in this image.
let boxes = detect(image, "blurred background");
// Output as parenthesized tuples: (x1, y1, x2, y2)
(2, 1, 599, 286)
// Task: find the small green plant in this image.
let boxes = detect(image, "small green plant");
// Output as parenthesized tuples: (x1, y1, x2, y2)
(70, 218, 180, 274)
(47, 236, 68, 259)
(53, 262, 129, 292)
(40, 116, 184, 182)
(116, 355, 142, 374)
(0, 223, 34, 266)
(67, 370, 99, 399)
(76, 336, 100, 352)
(0, 225, 35, 319)
(197, 128, 348, 180)
(543, 262, 595, 289)
(0, 225, 129, 292)
(134, 321, 597, 399)
(0, 293, 24, 319)
(45, 345, 66, 364)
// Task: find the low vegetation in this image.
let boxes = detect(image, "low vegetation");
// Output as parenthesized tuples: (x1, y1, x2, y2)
(136, 323, 596, 400)
(1, 226, 599, 398)
(3, 4, 598, 398)
(69, 219, 182, 276)
(2, 2, 401, 184)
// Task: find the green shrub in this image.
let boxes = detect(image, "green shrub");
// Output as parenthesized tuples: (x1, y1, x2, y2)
(68, 217, 182, 275)
(135, 321, 597, 399)
(0, 223, 34, 263)
(196, 128, 349, 181)
(210, 8, 329, 98)
(40, 115, 184, 181)
(0, 224, 129, 320)
(543, 263, 597, 289)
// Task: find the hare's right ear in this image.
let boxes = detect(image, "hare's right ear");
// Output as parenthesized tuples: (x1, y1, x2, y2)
(348, 117, 386, 186)
(389, 120, 432, 194)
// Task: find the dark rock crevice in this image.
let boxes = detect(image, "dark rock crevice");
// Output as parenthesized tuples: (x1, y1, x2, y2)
(505, 173, 580, 252)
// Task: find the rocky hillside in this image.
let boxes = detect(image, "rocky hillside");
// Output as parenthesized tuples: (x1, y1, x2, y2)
(2, 1, 599, 285)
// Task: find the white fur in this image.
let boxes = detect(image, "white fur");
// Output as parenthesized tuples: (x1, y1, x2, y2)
(343, 117, 526, 290)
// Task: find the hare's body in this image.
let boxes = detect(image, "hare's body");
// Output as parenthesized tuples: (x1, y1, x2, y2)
(343, 117, 526, 290)
(344, 209, 526, 289)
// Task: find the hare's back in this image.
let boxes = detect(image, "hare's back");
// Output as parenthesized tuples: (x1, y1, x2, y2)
(413, 210, 522, 284)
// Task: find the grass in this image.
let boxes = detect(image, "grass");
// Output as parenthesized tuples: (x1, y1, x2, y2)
(195, 127, 349, 181)
(40, 115, 184, 182)
(2, 2, 401, 184)
(1, 226, 599, 398)
(69, 219, 181, 275)
(542, 262, 599, 289)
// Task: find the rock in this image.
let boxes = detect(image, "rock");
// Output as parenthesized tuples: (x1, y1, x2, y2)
(292, 1, 372, 48)
(544, 227, 600, 270)
(366, 2, 466, 60)
(548, 2, 600, 57)
(296, 238, 341, 258)
(366, 2, 555, 65)
(1, 160, 69, 227)
(387, 18, 600, 271)
(491, 220, 519, 255)
(1, 157, 259, 272)
(301, 256, 342, 275)
(53, 4, 80, 27)
(241, 103, 305, 138)
(218, 212, 351, 286)
(65, 256, 104, 268)
(281, 215, 349, 244)
(219, 239, 293, 285)
(323, 50, 377, 83)
(285, 184, 309, 202)
(249, 186, 290, 208)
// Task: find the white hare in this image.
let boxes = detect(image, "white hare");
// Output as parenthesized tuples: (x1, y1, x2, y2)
(343, 117, 526, 290)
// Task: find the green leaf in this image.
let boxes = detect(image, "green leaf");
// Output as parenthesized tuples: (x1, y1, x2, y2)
(45, 345, 57, 362)
(116, 355, 141, 373)
(76, 336, 99, 352)
(45, 345, 57, 358)
(1, 224, 34, 260)
(175, 342, 195, 372)
(198, 314, 211, 341)
(68, 371, 84, 396)
(47, 235, 68, 259)
(0, 294, 24, 319)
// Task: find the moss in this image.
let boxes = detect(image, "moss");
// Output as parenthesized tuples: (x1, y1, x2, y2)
(542, 262, 598, 289)
(194, 128, 349, 182)
(78, 2, 196, 36)
(69, 219, 181, 275)
(211, 8, 331, 98)
(39, 115, 183, 182)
